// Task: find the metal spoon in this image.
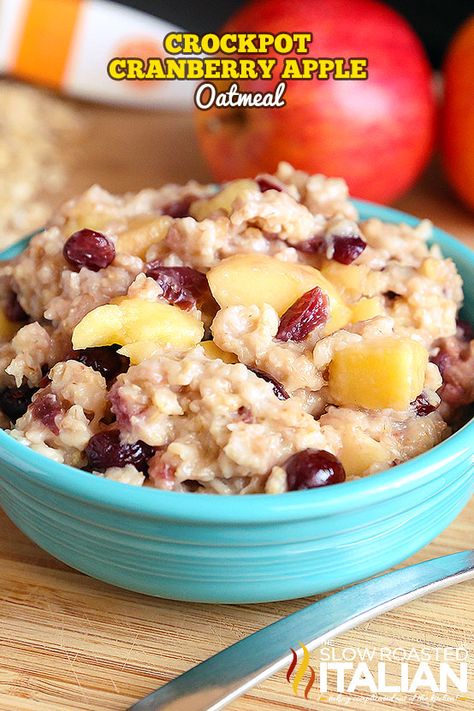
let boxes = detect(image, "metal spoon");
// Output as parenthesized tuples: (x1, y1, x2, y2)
(128, 550, 474, 711)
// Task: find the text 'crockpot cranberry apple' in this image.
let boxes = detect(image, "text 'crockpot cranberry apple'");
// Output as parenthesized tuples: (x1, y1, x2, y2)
(0, 164, 473, 493)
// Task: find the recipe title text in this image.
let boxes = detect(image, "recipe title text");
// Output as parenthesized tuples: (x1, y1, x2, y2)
(107, 32, 369, 109)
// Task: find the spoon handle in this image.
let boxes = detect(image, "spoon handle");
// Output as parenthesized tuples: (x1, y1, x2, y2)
(129, 550, 474, 711)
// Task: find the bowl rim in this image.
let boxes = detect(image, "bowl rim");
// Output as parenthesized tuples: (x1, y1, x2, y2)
(0, 200, 473, 524)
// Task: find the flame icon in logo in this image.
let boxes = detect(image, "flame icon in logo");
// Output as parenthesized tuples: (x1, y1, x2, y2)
(286, 642, 316, 699)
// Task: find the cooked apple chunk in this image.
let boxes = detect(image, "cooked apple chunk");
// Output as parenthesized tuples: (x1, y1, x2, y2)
(200, 340, 238, 363)
(119, 298, 203, 345)
(72, 298, 204, 350)
(119, 339, 237, 366)
(190, 180, 258, 220)
(321, 261, 369, 297)
(117, 341, 161, 365)
(339, 432, 389, 477)
(328, 337, 428, 410)
(72, 304, 124, 349)
(207, 254, 350, 336)
(115, 215, 172, 258)
(350, 296, 383, 323)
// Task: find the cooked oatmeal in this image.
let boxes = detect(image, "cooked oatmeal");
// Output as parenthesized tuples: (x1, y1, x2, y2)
(0, 163, 472, 493)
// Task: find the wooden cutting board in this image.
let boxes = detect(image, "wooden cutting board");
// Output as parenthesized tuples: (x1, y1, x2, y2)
(0, 105, 473, 711)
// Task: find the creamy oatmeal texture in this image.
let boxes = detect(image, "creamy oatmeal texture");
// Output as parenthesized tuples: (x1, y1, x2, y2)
(0, 163, 472, 493)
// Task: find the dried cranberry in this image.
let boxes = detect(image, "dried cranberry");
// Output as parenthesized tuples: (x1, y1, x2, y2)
(237, 406, 253, 423)
(63, 229, 115, 272)
(71, 346, 129, 381)
(456, 319, 473, 342)
(0, 384, 36, 421)
(85, 429, 155, 473)
(248, 367, 289, 400)
(294, 236, 325, 254)
(284, 449, 346, 490)
(145, 263, 210, 310)
(4, 290, 28, 322)
(430, 349, 450, 377)
(108, 389, 131, 428)
(411, 393, 437, 417)
(183, 479, 203, 492)
(31, 392, 62, 435)
(332, 235, 366, 265)
(161, 195, 196, 218)
(38, 374, 51, 389)
(276, 287, 329, 342)
(256, 175, 283, 193)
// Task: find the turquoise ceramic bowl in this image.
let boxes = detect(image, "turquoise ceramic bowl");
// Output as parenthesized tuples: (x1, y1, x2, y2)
(0, 202, 472, 603)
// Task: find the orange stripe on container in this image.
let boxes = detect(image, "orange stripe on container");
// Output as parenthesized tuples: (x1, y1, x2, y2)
(12, 0, 82, 89)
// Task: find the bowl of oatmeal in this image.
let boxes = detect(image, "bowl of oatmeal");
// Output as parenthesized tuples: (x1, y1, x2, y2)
(0, 164, 472, 603)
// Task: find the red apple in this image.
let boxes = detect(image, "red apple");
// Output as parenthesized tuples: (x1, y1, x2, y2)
(441, 16, 474, 211)
(194, 0, 436, 203)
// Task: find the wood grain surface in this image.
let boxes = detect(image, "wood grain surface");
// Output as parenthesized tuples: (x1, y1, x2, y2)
(0, 104, 473, 711)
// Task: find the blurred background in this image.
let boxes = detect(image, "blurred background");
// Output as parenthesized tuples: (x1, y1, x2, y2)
(0, 0, 473, 251)
(116, 0, 473, 68)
